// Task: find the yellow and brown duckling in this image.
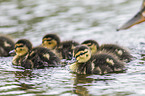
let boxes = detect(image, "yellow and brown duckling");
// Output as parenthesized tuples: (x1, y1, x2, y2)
(99, 44, 132, 62)
(12, 39, 33, 69)
(70, 45, 125, 74)
(41, 33, 62, 59)
(0, 35, 15, 57)
(57, 40, 79, 60)
(81, 40, 99, 55)
(12, 39, 60, 69)
(81, 40, 132, 62)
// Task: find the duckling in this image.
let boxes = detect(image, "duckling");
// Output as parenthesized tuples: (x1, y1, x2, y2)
(0, 35, 15, 57)
(13, 39, 61, 69)
(99, 44, 132, 62)
(70, 45, 125, 74)
(28, 47, 60, 67)
(81, 40, 132, 62)
(41, 33, 62, 59)
(117, 0, 145, 31)
(12, 39, 33, 69)
(57, 40, 79, 60)
(81, 40, 99, 55)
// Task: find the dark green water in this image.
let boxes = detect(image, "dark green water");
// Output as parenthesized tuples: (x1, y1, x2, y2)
(1, 0, 145, 95)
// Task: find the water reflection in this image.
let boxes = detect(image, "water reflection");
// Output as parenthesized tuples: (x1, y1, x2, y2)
(71, 73, 115, 96)
(72, 74, 92, 96)
(1, 0, 145, 95)
(14, 69, 33, 90)
(14, 69, 33, 80)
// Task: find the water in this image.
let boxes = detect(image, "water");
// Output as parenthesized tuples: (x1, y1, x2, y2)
(0, 0, 145, 95)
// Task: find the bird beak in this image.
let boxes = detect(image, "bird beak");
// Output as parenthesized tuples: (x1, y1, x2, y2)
(9, 49, 16, 55)
(117, 0, 145, 31)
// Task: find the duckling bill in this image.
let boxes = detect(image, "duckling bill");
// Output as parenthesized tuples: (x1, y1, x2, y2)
(70, 45, 125, 74)
(117, 0, 145, 31)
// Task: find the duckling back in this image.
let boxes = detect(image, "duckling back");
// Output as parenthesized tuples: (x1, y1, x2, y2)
(29, 47, 61, 67)
(99, 44, 132, 62)
(57, 40, 79, 60)
(90, 52, 125, 74)
(0, 35, 15, 56)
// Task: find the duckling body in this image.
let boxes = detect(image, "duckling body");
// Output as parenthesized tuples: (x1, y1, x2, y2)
(13, 39, 60, 69)
(70, 45, 125, 74)
(0, 35, 15, 57)
(57, 40, 79, 60)
(29, 47, 60, 67)
(99, 44, 132, 62)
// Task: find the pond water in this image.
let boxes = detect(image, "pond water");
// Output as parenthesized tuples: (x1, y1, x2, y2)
(1, 0, 145, 96)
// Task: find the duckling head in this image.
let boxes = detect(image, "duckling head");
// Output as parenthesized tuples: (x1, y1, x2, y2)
(42, 34, 60, 49)
(73, 45, 91, 63)
(81, 40, 99, 55)
(15, 39, 32, 56)
(58, 40, 79, 60)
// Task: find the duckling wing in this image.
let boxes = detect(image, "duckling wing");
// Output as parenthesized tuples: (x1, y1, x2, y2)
(91, 53, 125, 74)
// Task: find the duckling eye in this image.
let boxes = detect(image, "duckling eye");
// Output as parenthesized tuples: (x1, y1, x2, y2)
(48, 42, 52, 44)
(80, 53, 84, 55)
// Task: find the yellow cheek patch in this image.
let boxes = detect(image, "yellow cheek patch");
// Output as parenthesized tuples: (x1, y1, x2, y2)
(42, 39, 57, 49)
(90, 44, 97, 54)
(83, 43, 97, 55)
(15, 45, 28, 56)
(75, 49, 91, 63)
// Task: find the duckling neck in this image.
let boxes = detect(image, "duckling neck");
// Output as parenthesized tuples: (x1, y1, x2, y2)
(12, 53, 29, 66)
(70, 62, 87, 74)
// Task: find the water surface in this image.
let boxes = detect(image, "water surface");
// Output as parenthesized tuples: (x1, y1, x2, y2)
(1, 0, 145, 96)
